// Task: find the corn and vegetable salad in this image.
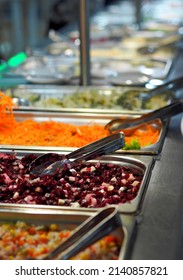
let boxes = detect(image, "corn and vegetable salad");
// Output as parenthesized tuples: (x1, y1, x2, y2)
(0, 221, 122, 260)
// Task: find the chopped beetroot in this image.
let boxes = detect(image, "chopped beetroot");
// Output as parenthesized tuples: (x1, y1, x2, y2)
(0, 153, 143, 208)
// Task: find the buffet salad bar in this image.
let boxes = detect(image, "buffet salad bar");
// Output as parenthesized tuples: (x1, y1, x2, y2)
(0, 4, 183, 259)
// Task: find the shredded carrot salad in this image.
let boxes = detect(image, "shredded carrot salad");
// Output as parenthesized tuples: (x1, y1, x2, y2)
(0, 91, 16, 133)
(0, 92, 160, 148)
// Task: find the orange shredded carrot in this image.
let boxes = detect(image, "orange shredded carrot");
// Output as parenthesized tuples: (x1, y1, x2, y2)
(124, 123, 160, 147)
(0, 91, 17, 133)
(0, 92, 160, 148)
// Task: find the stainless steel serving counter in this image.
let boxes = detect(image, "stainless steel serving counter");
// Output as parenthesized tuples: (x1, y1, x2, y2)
(131, 50, 183, 260)
(0, 48, 183, 261)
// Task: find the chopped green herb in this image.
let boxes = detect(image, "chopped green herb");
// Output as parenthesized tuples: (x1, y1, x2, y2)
(123, 138, 141, 150)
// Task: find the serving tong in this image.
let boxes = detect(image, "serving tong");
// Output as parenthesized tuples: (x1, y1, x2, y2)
(106, 99, 183, 133)
(29, 132, 125, 177)
(137, 33, 182, 55)
(42, 206, 123, 260)
(140, 76, 183, 101)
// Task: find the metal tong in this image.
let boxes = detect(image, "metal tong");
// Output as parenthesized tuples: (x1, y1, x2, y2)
(42, 206, 122, 260)
(137, 33, 182, 55)
(140, 76, 183, 101)
(29, 132, 125, 177)
(106, 99, 183, 133)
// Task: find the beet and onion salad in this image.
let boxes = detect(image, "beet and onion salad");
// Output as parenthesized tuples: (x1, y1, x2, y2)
(0, 152, 143, 208)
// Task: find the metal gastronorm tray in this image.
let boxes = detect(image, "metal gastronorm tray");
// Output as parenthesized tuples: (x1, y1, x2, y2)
(0, 151, 155, 214)
(0, 206, 136, 260)
(0, 110, 168, 155)
(4, 84, 174, 115)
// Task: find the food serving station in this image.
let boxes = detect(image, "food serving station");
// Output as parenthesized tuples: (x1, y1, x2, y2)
(0, 0, 183, 260)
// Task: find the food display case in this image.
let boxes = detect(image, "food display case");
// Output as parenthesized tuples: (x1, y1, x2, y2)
(0, 0, 183, 261)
